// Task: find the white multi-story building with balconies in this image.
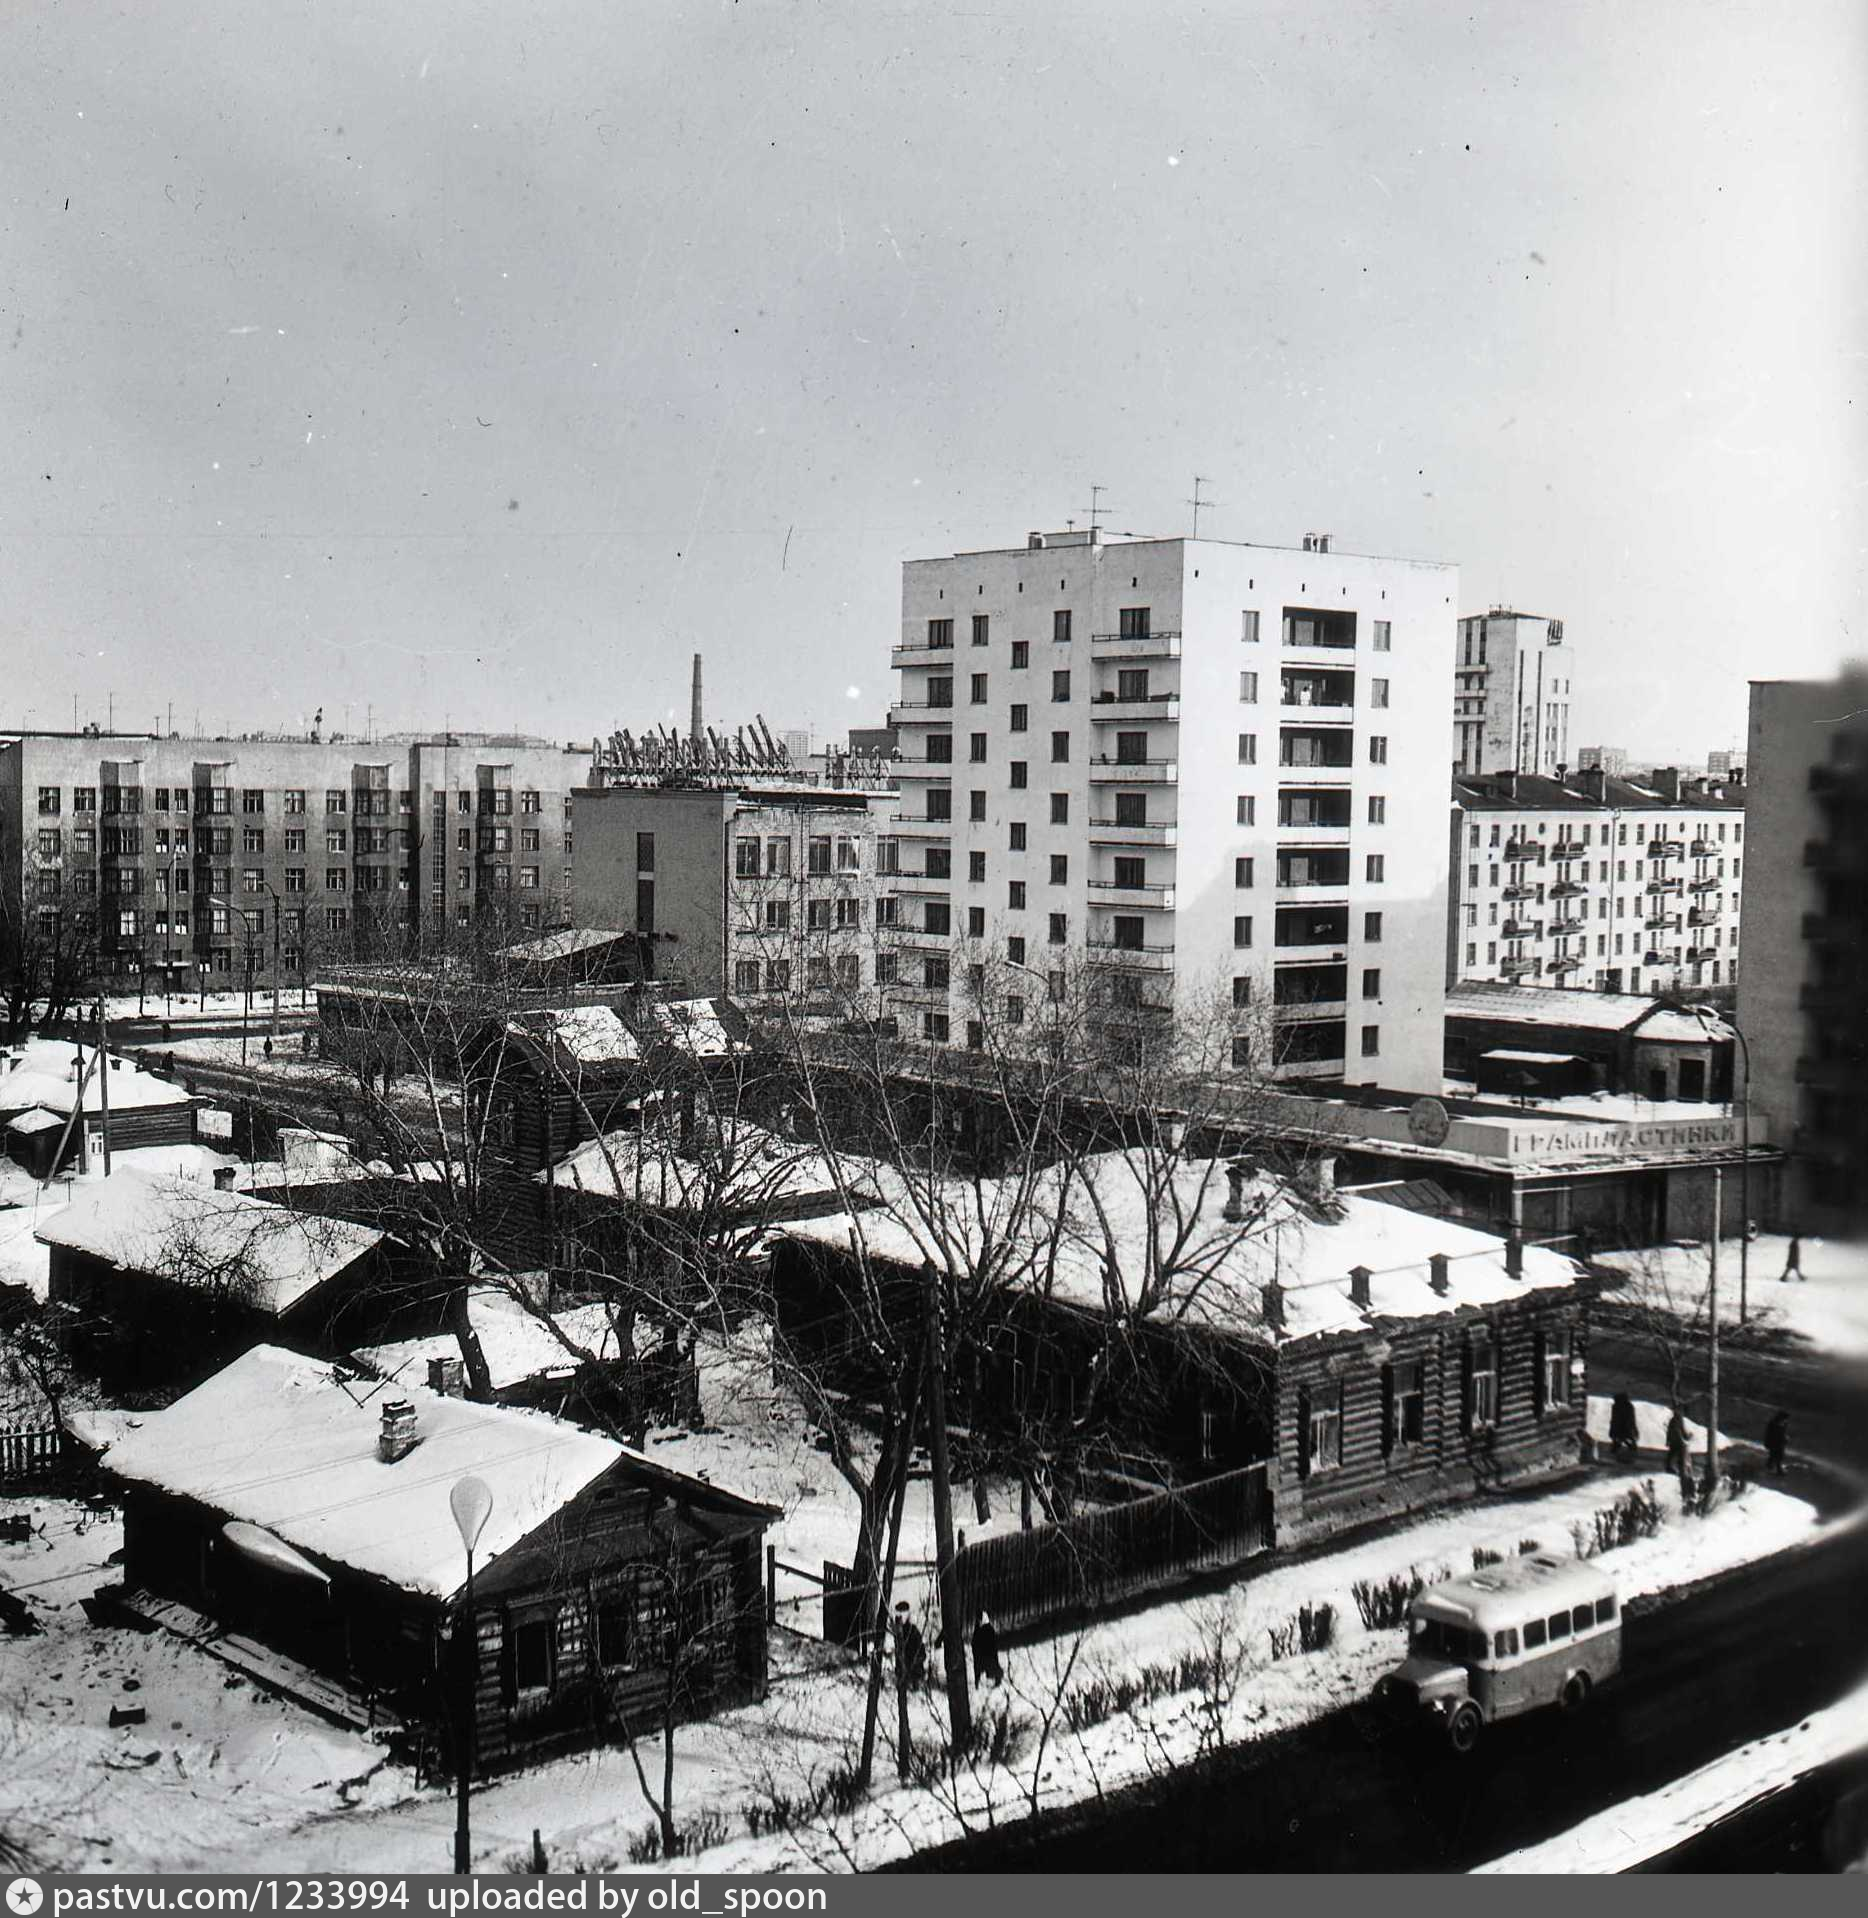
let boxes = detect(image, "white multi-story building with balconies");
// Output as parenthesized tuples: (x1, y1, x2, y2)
(1452, 609, 1573, 777)
(884, 528, 1458, 1091)
(1447, 767, 1747, 996)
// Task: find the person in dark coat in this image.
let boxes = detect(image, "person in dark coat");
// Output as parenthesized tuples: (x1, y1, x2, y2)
(972, 1611, 1003, 1687)
(1781, 1236, 1806, 1283)
(1665, 1406, 1689, 1481)
(893, 1602, 926, 1688)
(1608, 1392, 1640, 1462)
(1765, 1410, 1790, 1477)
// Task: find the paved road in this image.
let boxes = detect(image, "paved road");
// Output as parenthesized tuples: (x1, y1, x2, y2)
(892, 1515, 1868, 1873)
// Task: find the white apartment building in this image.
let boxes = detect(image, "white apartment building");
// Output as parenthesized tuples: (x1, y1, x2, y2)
(886, 529, 1457, 1091)
(1448, 768, 1746, 995)
(1452, 610, 1573, 777)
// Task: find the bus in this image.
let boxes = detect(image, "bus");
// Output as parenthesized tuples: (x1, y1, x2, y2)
(1372, 1554, 1622, 1753)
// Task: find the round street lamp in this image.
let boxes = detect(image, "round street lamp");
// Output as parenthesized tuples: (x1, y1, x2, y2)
(449, 1476, 494, 1876)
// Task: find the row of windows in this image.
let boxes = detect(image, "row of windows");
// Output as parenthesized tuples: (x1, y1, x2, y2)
(920, 608, 1396, 649)
(1467, 817, 1742, 848)
(732, 834, 865, 879)
(36, 784, 564, 818)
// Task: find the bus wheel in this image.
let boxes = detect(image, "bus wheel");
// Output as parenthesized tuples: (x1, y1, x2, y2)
(1447, 1701, 1483, 1754)
(1559, 1672, 1591, 1715)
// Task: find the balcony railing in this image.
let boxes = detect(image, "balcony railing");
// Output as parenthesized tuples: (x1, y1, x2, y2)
(1549, 880, 1588, 898)
(1502, 919, 1541, 939)
(1089, 694, 1181, 723)
(888, 815, 952, 837)
(1503, 840, 1544, 863)
(1085, 938, 1176, 969)
(1549, 954, 1583, 972)
(1086, 880, 1176, 908)
(1089, 757, 1178, 783)
(892, 761, 955, 781)
(1089, 819, 1177, 847)
(1647, 839, 1685, 859)
(1549, 916, 1586, 936)
(1277, 699, 1355, 724)
(885, 703, 955, 727)
(1551, 838, 1587, 859)
(1645, 913, 1682, 932)
(1689, 876, 1720, 894)
(1501, 883, 1537, 902)
(1501, 957, 1538, 978)
(889, 641, 953, 667)
(1090, 630, 1182, 659)
(1646, 877, 1683, 896)
(1687, 907, 1718, 927)
(1643, 950, 1674, 967)
(1686, 946, 1718, 963)
(1273, 999, 1349, 1023)
(1689, 839, 1717, 858)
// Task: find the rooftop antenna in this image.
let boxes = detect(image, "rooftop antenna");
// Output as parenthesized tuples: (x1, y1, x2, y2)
(1187, 476, 1219, 539)
(1078, 485, 1109, 535)
(690, 653, 704, 745)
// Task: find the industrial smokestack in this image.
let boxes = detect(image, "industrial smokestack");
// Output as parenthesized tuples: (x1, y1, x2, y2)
(690, 654, 704, 745)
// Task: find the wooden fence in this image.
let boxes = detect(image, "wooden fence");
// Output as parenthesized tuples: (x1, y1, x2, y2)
(949, 1460, 1273, 1635)
(0, 1426, 67, 1489)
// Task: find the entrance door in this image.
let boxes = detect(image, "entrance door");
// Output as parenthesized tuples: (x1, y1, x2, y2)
(1647, 1068, 1668, 1101)
(1679, 1058, 1706, 1101)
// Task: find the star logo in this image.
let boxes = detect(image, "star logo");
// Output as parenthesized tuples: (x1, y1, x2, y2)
(6, 1881, 44, 1916)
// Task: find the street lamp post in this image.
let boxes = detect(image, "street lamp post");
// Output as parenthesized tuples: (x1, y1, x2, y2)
(448, 1476, 494, 1876)
(1684, 1002, 1752, 1325)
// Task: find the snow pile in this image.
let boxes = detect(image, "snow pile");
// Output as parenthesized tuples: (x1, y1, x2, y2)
(1586, 1394, 1736, 1455)
(1598, 1235, 1868, 1361)
(1475, 1671, 1868, 1872)
(359, 1292, 627, 1393)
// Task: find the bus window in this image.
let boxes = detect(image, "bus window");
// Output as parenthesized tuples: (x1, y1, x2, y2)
(1573, 1604, 1594, 1632)
(1547, 1611, 1571, 1641)
(1523, 1617, 1547, 1649)
(1596, 1594, 1616, 1622)
(1493, 1627, 1519, 1658)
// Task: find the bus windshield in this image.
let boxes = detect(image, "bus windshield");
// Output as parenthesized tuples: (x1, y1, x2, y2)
(1411, 1615, 1487, 1663)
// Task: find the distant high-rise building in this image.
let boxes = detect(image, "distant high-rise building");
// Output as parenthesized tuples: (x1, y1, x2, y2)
(1739, 670, 1867, 1233)
(1577, 746, 1627, 776)
(1706, 748, 1744, 779)
(1452, 610, 1574, 778)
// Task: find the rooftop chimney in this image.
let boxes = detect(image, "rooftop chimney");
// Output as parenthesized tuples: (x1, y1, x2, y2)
(1303, 532, 1332, 553)
(1223, 1162, 1248, 1223)
(1428, 1253, 1450, 1296)
(426, 1356, 465, 1398)
(690, 654, 704, 746)
(378, 1398, 421, 1464)
(1027, 531, 1046, 550)
(1506, 1229, 1525, 1280)
(1261, 1278, 1285, 1333)
(212, 1166, 236, 1191)
(1349, 1264, 1372, 1310)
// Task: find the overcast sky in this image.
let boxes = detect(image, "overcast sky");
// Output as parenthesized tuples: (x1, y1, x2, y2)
(3, 1, 1862, 760)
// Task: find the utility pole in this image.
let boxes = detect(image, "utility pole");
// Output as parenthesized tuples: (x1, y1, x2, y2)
(1705, 1166, 1721, 1494)
(95, 1000, 113, 1176)
(921, 1264, 971, 1750)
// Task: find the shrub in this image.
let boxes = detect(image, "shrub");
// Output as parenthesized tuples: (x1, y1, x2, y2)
(624, 1810, 733, 1863)
(1517, 1538, 1542, 1556)
(1352, 1574, 1413, 1632)
(742, 1763, 869, 1839)
(1471, 1546, 1503, 1570)
(1577, 1480, 1666, 1558)
(1269, 1602, 1335, 1660)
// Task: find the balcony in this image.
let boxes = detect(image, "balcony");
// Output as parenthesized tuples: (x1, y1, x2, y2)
(1501, 883, 1537, 902)
(1689, 838, 1718, 858)
(1645, 913, 1682, 933)
(1549, 954, 1583, 973)
(1089, 693, 1181, 723)
(885, 702, 956, 727)
(1501, 957, 1539, 978)
(1503, 839, 1544, 863)
(1089, 756, 1178, 783)
(1687, 907, 1718, 928)
(1688, 875, 1720, 894)
(893, 760, 955, 782)
(1087, 879, 1176, 909)
(1643, 950, 1675, 968)
(1549, 880, 1588, 899)
(890, 873, 952, 895)
(1502, 918, 1541, 939)
(1686, 945, 1718, 963)
(889, 815, 953, 838)
(1552, 838, 1588, 859)
(890, 640, 954, 667)
(1273, 999, 1349, 1024)
(1089, 819, 1177, 848)
(1275, 1055, 1350, 1081)
(1645, 877, 1683, 896)
(1090, 629, 1182, 660)
(1647, 838, 1685, 859)
(1549, 915, 1587, 936)
(1086, 938, 1175, 970)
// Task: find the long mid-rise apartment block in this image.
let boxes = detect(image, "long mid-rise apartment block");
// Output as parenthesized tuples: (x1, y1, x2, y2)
(886, 528, 1457, 1091)
(1447, 767, 1746, 996)
(0, 731, 590, 988)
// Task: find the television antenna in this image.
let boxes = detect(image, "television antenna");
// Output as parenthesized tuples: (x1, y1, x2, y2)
(1078, 485, 1110, 535)
(1187, 476, 1219, 538)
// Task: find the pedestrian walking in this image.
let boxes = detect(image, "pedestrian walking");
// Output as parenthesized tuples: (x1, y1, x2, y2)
(1764, 1409, 1790, 1478)
(1608, 1392, 1639, 1463)
(891, 1601, 925, 1781)
(1781, 1236, 1806, 1283)
(1665, 1406, 1688, 1481)
(972, 1610, 1002, 1687)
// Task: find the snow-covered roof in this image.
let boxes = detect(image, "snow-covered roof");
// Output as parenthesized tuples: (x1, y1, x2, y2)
(636, 996, 745, 1058)
(505, 1004, 640, 1065)
(1447, 984, 1730, 1045)
(540, 1118, 880, 1214)
(6, 1107, 62, 1135)
(1480, 1049, 1581, 1065)
(0, 1039, 196, 1116)
(358, 1292, 628, 1392)
(100, 1344, 768, 1597)
(33, 1171, 383, 1313)
(779, 1153, 1581, 1348)
(496, 927, 632, 963)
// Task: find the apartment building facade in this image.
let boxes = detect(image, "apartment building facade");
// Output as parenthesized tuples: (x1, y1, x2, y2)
(1447, 769, 1746, 996)
(574, 781, 897, 1009)
(1738, 673, 1867, 1234)
(887, 529, 1456, 1091)
(0, 732, 589, 991)
(1452, 610, 1573, 777)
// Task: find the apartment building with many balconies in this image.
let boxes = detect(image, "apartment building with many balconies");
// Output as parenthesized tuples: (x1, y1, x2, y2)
(0, 731, 590, 993)
(1738, 671, 1868, 1234)
(886, 529, 1457, 1090)
(1447, 768, 1746, 996)
(1452, 609, 1573, 777)
(571, 780, 897, 1010)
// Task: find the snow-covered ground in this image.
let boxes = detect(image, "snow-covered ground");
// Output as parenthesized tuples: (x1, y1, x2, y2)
(1445, 1080, 1729, 1125)
(1476, 1670, 1868, 1872)
(4, 1430, 1818, 1876)
(1597, 1234, 1868, 1361)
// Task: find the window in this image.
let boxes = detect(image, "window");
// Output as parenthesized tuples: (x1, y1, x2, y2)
(73, 788, 96, 812)
(1540, 1330, 1573, 1411)
(242, 868, 265, 894)
(924, 901, 950, 935)
(1362, 968, 1381, 999)
(1048, 853, 1067, 885)
(765, 837, 791, 878)
(1372, 619, 1391, 651)
(1370, 678, 1390, 709)
(1008, 880, 1026, 910)
(970, 673, 988, 704)
(969, 732, 987, 763)
(969, 849, 986, 883)
(766, 958, 791, 992)
(926, 733, 953, 764)
(927, 617, 953, 647)
(37, 788, 60, 815)
(518, 866, 540, 890)
(1389, 1360, 1425, 1447)
(284, 868, 306, 893)
(1546, 1609, 1571, 1643)
(1009, 702, 1028, 733)
(324, 906, 349, 932)
(924, 1011, 950, 1043)
(929, 787, 953, 819)
(1241, 609, 1260, 643)
(875, 951, 899, 986)
(967, 905, 985, 937)
(1365, 854, 1385, 883)
(1009, 821, 1027, 852)
(1239, 671, 1258, 703)
(1006, 935, 1026, 964)
(1360, 1024, 1379, 1057)
(1236, 795, 1256, 827)
(1369, 736, 1388, 764)
(1364, 911, 1383, 942)
(1523, 1617, 1548, 1651)
(1011, 640, 1030, 669)
(1467, 1332, 1498, 1429)
(1233, 915, 1253, 948)
(1052, 609, 1072, 643)
(1047, 911, 1067, 945)
(325, 867, 348, 891)
(242, 827, 264, 854)
(325, 790, 347, 815)
(325, 828, 347, 853)
(1237, 733, 1257, 765)
(1368, 796, 1386, 824)
(1234, 856, 1254, 889)
(928, 675, 954, 710)
(808, 836, 832, 875)
(1304, 1383, 1343, 1475)
(836, 894, 863, 928)
(969, 789, 987, 822)
(734, 959, 761, 993)
(520, 827, 541, 853)
(972, 614, 990, 647)
(1051, 730, 1069, 763)
(764, 899, 790, 930)
(1044, 668, 1070, 708)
